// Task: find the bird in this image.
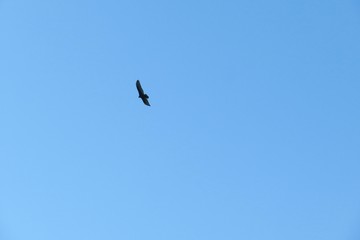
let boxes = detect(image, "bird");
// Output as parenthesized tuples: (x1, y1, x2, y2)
(136, 80, 151, 106)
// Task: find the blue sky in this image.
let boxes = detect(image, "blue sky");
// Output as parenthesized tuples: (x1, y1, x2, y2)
(0, 0, 359, 239)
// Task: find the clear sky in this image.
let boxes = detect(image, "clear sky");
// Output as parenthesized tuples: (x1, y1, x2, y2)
(0, 0, 359, 239)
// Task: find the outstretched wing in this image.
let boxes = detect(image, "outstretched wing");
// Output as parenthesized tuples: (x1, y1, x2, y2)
(136, 80, 144, 95)
(141, 97, 151, 106)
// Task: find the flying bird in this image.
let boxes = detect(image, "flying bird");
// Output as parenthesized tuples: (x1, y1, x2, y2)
(136, 80, 150, 106)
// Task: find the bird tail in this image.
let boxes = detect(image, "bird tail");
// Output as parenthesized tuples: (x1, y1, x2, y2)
(144, 94, 149, 99)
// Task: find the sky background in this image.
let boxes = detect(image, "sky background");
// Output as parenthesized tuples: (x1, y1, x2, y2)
(0, 0, 360, 239)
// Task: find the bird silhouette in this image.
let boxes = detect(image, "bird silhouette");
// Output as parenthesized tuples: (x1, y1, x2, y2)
(136, 80, 150, 106)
